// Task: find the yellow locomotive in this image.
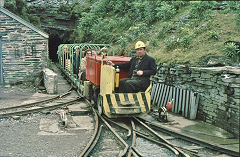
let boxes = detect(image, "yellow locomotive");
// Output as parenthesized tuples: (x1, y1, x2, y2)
(57, 44, 151, 118)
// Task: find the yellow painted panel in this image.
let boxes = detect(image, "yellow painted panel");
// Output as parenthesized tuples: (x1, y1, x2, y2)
(119, 93, 125, 103)
(128, 93, 135, 104)
(145, 92, 151, 110)
(100, 65, 115, 95)
(103, 95, 110, 114)
(137, 92, 146, 112)
(110, 94, 119, 114)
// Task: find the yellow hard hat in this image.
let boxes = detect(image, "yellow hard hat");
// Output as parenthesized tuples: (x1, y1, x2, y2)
(135, 41, 146, 50)
(64, 45, 68, 48)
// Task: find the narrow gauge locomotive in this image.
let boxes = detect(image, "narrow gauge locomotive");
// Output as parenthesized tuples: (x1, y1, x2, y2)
(57, 44, 152, 118)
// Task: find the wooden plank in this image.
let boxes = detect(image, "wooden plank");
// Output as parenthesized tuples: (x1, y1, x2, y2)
(189, 91, 196, 119)
(155, 83, 163, 106)
(182, 89, 186, 117)
(185, 90, 190, 118)
(178, 88, 183, 114)
(159, 84, 167, 107)
(174, 88, 179, 113)
(172, 87, 176, 113)
(0, 37, 2, 84)
(168, 86, 173, 102)
(151, 83, 157, 100)
(156, 84, 164, 107)
(152, 83, 159, 105)
(162, 85, 170, 107)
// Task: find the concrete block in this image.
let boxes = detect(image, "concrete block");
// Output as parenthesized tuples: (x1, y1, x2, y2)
(43, 68, 58, 94)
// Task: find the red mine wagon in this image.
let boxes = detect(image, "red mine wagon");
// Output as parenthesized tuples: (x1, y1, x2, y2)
(86, 56, 131, 86)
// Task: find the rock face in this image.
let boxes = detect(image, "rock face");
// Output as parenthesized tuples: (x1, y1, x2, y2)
(26, 0, 76, 6)
(43, 68, 58, 94)
(26, 0, 79, 32)
(154, 64, 240, 137)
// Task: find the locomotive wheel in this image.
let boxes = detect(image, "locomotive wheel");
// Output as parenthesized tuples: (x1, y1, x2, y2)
(97, 95, 103, 115)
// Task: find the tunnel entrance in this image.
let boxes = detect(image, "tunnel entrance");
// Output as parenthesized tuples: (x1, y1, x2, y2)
(48, 33, 62, 62)
(47, 29, 73, 62)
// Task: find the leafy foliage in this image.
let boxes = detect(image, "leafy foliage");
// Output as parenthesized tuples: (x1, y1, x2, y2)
(5, 0, 41, 28)
(208, 31, 220, 40)
(164, 25, 194, 51)
(73, 0, 188, 45)
(224, 43, 240, 62)
(4, 0, 240, 65)
(189, 1, 216, 19)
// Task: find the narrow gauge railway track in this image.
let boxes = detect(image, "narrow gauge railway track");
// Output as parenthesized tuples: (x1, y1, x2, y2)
(79, 102, 142, 157)
(79, 98, 189, 157)
(0, 88, 82, 118)
(105, 117, 191, 157)
(79, 94, 235, 157)
(106, 117, 235, 157)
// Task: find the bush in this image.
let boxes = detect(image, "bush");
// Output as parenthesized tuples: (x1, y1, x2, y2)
(224, 43, 240, 62)
(126, 23, 148, 40)
(116, 36, 128, 50)
(151, 38, 158, 47)
(155, 2, 176, 20)
(236, 12, 240, 26)
(90, 18, 118, 43)
(189, 1, 216, 19)
(208, 31, 220, 40)
(28, 15, 40, 27)
(226, 1, 240, 12)
(164, 26, 194, 51)
(157, 22, 173, 39)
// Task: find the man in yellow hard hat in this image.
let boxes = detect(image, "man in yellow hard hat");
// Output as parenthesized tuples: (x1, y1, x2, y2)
(109, 41, 157, 93)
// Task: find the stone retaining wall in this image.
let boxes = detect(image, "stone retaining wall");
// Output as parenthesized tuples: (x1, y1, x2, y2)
(154, 64, 240, 137)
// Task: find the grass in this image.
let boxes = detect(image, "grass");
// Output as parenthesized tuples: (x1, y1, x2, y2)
(112, 7, 240, 66)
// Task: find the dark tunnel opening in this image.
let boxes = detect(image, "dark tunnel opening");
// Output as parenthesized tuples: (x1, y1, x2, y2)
(48, 33, 62, 62)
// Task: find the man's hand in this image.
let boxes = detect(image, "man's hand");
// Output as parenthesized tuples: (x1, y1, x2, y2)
(106, 60, 114, 66)
(137, 70, 143, 76)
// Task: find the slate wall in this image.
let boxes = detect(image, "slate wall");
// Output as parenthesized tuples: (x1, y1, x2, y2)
(0, 12, 48, 84)
(154, 64, 240, 137)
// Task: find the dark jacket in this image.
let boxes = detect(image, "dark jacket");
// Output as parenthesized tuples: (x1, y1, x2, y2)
(116, 54, 157, 80)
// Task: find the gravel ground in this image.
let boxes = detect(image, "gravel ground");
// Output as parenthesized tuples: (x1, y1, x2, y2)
(0, 113, 93, 157)
(0, 84, 36, 108)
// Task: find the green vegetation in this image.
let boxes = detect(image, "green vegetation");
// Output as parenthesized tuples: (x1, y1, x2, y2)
(224, 43, 240, 62)
(5, 0, 41, 27)
(5, 0, 240, 66)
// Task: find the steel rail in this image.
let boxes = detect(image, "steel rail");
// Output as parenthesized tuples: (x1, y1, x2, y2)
(0, 98, 81, 118)
(78, 107, 101, 157)
(105, 117, 181, 156)
(135, 117, 191, 157)
(98, 114, 129, 157)
(136, 131, 181, 155)
(141, 118, 239, 157)
(0, 88, 73, 112)
(127, 120, 138, 157)
(84, 125, 103, 156)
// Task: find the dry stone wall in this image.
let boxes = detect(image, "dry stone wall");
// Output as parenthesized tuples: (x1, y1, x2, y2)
(154, 64, 240, 137)
(0, 12, 48, 84)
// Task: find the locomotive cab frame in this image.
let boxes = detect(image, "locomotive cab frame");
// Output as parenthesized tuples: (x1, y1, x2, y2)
(57, 43, 152, 118)
(95, 63, 152, 118)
